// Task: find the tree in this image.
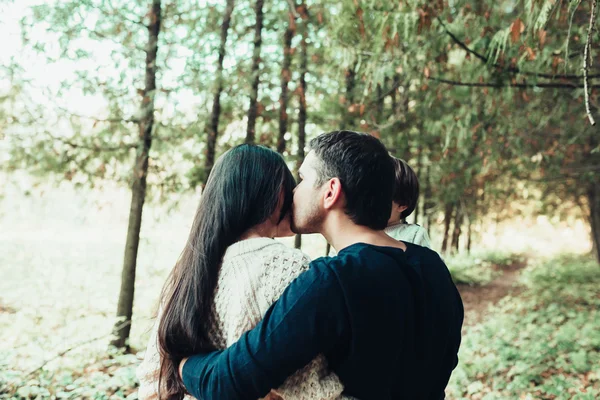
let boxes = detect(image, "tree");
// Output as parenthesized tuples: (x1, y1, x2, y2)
(277, 6, 296, 154)
(204, 0, 236, 183)
(245, 0, 265, 144)
(294, 0, 309, 250)
(111, 0, 162, 350)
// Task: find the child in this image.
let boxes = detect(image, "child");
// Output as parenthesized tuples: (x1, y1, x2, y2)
(385, 157, 431, 248)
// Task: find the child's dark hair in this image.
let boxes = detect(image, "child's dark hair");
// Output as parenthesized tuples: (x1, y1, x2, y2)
(392, 157, 419, 221)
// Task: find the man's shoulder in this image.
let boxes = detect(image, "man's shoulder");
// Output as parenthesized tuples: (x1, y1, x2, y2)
(404, 241, 442, 261)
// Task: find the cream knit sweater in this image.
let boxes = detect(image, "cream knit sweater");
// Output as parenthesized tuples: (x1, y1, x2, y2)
(137, 237, 346, 400)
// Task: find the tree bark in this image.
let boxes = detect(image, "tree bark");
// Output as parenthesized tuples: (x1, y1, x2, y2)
(376, 83, 384, 123)
(451, 204, 463, 253)
(245, 0, 265, 144)
(466, 216, 472, 254)
(204, 0, 235, 183)
(110, 0, 161, 350)
(277, 11, 295, 154)
(342, 62, 357, 129)
(441, 203, 454, 254)
(587, 181, 600, 264)
(294, 5, 308, 250)
(414, 145, 423, 225)
(423, 160, 434, 237)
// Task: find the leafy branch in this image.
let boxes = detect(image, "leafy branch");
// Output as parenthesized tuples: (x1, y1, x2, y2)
(436, 15, 600, 81)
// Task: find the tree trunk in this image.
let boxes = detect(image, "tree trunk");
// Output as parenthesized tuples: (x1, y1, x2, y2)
(342, 62, 357, 129)
(376, 83, 384, 123)
(204, 0, 235, 183)
(451, 204, 463, 253)
(466, 216, 472, 254)
(391, 74, 398, 115)
(587, 181, 600, 264)
(414, 145, 423, 225)
(423, 161, 433, 236)
(110, 0, 161, 350)
(277, 11, 295, 154)
(245, 0, 264, 144)
(294, 6, 308, 250)
(441, 203, 454, 254)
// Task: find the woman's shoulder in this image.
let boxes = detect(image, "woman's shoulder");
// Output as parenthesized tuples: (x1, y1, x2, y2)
(262, 240, 311, 263)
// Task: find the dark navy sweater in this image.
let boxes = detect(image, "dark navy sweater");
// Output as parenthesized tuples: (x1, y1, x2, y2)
(182, 242, 464, 399)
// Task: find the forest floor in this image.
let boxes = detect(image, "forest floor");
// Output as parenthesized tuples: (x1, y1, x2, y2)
(457, 260, 527, 326)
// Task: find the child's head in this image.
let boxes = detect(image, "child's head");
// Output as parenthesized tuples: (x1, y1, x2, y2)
(388, 157, 420, 225)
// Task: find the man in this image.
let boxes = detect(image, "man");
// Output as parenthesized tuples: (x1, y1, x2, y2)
(180, 131, 464, 399)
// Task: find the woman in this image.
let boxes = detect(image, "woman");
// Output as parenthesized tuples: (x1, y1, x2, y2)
(137, 144, 345, 399)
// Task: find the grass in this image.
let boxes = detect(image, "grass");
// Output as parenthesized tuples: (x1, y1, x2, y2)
(446, 254, 600, 400)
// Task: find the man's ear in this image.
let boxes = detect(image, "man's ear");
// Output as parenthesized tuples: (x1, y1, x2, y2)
(323, 177, 343, 210)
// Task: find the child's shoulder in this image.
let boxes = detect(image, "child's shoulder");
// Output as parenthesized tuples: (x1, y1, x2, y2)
(385, 223, 431, 248)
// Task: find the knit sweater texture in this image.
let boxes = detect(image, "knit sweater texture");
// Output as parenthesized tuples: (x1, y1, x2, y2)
(136, 237, 346, 400)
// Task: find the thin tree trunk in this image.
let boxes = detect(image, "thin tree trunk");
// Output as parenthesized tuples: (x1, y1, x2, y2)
(342, 62, 357, 129)
(111, 0, 161, 350)
(451, 204, 463, 253)
(294, 6, 308, 250)
(277, 11, 295, 154)
(376, 83, 384, 123)
(204, 0, 235, 184)
(423, 160, 433, 236)
(245, 0, 264, 144)
(441, 203, 454, 254)
(587, 181, 600, 264)
(466, 216, 472, 254)
(414, 145, 423, 225)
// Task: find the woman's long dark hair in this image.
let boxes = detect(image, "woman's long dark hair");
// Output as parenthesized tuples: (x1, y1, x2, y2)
(157, 144, 295, 399)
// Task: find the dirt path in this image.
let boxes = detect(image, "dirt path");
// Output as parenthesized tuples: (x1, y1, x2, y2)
(456, 262, 527, 326)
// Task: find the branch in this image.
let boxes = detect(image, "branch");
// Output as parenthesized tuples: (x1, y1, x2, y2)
(436, 16, 600, 81)
(428, 76, 600, 89)
(285, 0, 300, 19)
(24, 320, 131, 378)
(583, 0, 598, 125)
(56, 105, 139, 124)
(46, 132, 136, 152)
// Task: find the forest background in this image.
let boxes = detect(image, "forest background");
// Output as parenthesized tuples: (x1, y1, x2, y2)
(1, 0, 599, 398)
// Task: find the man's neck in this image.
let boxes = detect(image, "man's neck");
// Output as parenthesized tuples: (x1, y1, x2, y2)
(321, 213, 406, 253)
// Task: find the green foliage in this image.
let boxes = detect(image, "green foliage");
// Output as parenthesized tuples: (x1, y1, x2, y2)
(447, 253, 600, 399)
(0, 349, 139, 399)
(446, 250, 524, 285)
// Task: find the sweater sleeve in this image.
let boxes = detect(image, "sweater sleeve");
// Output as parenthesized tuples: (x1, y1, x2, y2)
(136, 315, 194, 400)
(136, 318, 162, 400)
(413, 226, 432, 249)
(256, 251, 346, 400)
